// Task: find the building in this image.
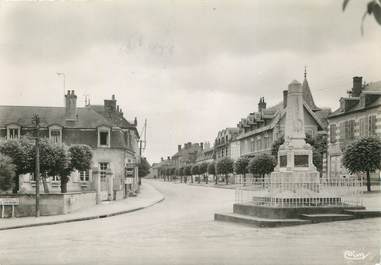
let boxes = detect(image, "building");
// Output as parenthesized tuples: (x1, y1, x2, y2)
(195, 142, 214, 164)
(171, 142, 203, 168)
(0, 91, 140, 200)
(327, 76, 381, 179)
(214, 128, 240, 160)
(237, 73, 330, 159)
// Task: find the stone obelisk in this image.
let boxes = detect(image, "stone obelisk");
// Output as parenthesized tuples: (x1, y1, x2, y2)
(271, 80, 319, 187)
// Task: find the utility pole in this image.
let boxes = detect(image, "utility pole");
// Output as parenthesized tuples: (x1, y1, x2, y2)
(32, 114, 40, 217)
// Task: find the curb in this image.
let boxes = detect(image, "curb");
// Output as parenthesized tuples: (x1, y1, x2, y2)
(0, 190, 165, 231)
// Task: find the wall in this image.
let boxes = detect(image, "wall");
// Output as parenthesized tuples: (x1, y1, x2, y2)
(0, 192, 96, 217)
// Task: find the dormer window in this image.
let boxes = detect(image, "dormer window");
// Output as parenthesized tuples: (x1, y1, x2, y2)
(49, 126, 62, 144)
(7, 125, 20, 140)
(98, 126, 110, 147)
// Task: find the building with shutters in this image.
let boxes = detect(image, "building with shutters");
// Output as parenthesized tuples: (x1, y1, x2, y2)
(327, 76, 381, 179)
(214, 128, 240, 160)
(237, 73, 330, 161)
(0, 91, 140, 200)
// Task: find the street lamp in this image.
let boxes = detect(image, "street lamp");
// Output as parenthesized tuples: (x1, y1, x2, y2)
(32, 114, 40, 217)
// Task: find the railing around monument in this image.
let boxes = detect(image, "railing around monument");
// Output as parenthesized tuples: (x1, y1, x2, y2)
(235, 177, 364, 208)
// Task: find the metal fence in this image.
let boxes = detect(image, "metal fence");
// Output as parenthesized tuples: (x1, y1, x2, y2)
(235, 177, 365, 208)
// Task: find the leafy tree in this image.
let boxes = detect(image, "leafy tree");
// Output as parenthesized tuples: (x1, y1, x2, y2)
(0, 154, 16, 192)
(199, 162, 209, 184)
(343, 0, 381, 34)
(191, 164, 200, 183)
(248, 154, 276, 179)
(138, 157, 150, 185)
(271, 136, 285, 157)
(0, 138, 34, 193)
(179, 167, 184, 183)
(216, 157, 234, 185)
(234, 157, 249, 185)
(185, 165, 192, 183)
(343, 137, 381, 192)
(207, 162, 217, 184)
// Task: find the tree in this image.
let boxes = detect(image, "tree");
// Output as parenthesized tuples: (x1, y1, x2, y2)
(179, 167, 184, 183)
(191, 164, 200, 183)
(216, 157, 234, 185)
(248, 154, 276, 179)
(343, 137, 381, 192)
(343, 0, 381, 34)
(234, 157, 249, 185)
(138, 157, 151, 185)
(207, 162, 217, 184)
(0, 154, 16, 192)
(184, 165, 192, 183)
(199, 162, 209, 184)
(0, 138, 34, 193)
(271, 136, 285, 158)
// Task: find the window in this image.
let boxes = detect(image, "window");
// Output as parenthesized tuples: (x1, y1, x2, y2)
(98, 127, 110, 147)
(80, 170, 90, 181)
(344, 120, 355, 140)
(330, 124, 337, 143)
(7, 126, 20, 139)
(50, 128, 62, 144)
(369, 115, 377, 136)
(100, 132, 108, 145)
(99, 162, 109, 182)
(359, 118, 368, 137)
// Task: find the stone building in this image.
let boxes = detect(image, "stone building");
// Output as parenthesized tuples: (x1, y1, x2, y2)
(171, 142, 202, 168)
(327, 76, 381, 179)
(214, 128, 240, 160)
(237, 74, 330, 159)
(0, 90, 140, 200)
(195, 142, 214, 164)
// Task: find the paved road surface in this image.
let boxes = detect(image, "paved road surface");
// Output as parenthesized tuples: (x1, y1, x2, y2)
(1, 180, 380, 265)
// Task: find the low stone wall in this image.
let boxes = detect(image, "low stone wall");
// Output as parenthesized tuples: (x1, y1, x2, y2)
(0, 191, 96, 218)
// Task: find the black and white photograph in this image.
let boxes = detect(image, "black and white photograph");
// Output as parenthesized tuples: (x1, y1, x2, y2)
(0, 1, 381, 264)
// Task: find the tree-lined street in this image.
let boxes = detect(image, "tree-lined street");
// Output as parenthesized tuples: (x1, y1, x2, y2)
(1, 180, 380, 265)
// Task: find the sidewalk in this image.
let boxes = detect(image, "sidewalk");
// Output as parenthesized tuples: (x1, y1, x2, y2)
(0, 182, 164, 231)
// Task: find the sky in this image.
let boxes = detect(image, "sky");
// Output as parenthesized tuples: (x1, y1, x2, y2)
(1, 0, 380, 164)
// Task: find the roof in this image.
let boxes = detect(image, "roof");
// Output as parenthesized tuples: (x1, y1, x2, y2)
(89, 105, 135, 129)
(302, 78, 320, 111)
(0, 106, 113, 128)
(329, 80, 381, 118)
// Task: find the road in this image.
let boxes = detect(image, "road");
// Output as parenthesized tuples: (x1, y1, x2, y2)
(0, 180, 380, 265)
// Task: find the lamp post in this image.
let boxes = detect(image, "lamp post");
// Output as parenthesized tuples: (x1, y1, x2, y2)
(32, 114, 40, 217)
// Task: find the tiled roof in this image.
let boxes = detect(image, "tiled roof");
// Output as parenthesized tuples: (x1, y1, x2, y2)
(89, 105, 135, 129)
(0, 106, 113, 128)
(329, 80, 381, 118)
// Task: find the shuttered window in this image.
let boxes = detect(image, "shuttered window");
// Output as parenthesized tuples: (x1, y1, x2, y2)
(330, 124, 337, 143)
(369, 115, 377, 136)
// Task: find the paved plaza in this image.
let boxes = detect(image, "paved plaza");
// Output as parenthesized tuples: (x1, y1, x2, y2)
(0, 179, 380, 265)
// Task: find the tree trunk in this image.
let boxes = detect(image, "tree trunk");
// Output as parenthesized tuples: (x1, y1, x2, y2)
(198, 174, 201, 184)
(191, 175, 193, 183)
(366, 170, 371, 192)
(225, 174, 229, 185)
(12, 175, 19, 194)
(60, 176, 68, 193)
(215, 174, 217, 184)
(206, 173, 208, 184)
(42, 177, 49, 193)
(243, 173, 246, 186)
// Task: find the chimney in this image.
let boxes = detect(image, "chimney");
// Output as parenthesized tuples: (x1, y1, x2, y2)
(352, 76, 363, 97)
(104, 95, 117, 114)
(258, 97, 266, 112)
(161, 157, 164, 161)
(200, 142, 204, 150)
(65, 90, 77, 121)
(167, 156, 170, 161)
(283, 90, 288, 108)
(178, 145, 182, 152)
